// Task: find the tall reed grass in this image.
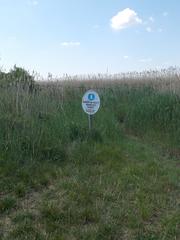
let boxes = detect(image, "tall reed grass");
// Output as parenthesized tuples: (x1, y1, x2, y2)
(0, 67, 179, 190)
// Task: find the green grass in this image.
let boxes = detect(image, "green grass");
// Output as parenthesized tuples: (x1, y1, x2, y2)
(1, 138, 179, 239)
(0, 70, 180, 239)
(0, 196, 16, 214)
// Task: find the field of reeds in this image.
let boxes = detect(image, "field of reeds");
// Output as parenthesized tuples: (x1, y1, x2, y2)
(0, 67, 179, 240)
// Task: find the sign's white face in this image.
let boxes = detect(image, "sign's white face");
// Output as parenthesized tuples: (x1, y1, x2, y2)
(82, 90, 100, 115)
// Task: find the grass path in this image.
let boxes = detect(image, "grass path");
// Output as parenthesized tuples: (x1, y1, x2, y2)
(0, 181, 57, 238)
(0, 135, 179, 240)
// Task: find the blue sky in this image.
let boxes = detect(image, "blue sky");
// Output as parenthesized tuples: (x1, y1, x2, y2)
(0, 0, 179, 76)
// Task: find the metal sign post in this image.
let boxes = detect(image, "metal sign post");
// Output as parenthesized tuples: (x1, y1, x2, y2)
(88, 114, 92, 131)
(82, 90, 100, 131)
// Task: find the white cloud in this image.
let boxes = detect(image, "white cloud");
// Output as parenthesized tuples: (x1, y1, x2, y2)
(123, 55, 129, 59)
(110, 8, 142, 30)
(146, 27, 152, 32)
(28, 0, 39, 6)
(149, 16, 155, 22)
(139, 58, 152, 63)
(163, 12, 168, 17)
(61, 42, 80, 47)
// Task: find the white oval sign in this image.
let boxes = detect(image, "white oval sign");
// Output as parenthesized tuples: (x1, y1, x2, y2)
(82, 90, 100, 115)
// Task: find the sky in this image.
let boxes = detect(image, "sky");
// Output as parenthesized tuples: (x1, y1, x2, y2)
(0, 0, 179, 77)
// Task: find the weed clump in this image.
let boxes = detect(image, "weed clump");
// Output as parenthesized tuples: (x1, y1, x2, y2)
(0, 196, 16, 213)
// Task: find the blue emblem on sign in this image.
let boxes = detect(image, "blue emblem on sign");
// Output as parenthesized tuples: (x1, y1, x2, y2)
(88, 93, 95, 101)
